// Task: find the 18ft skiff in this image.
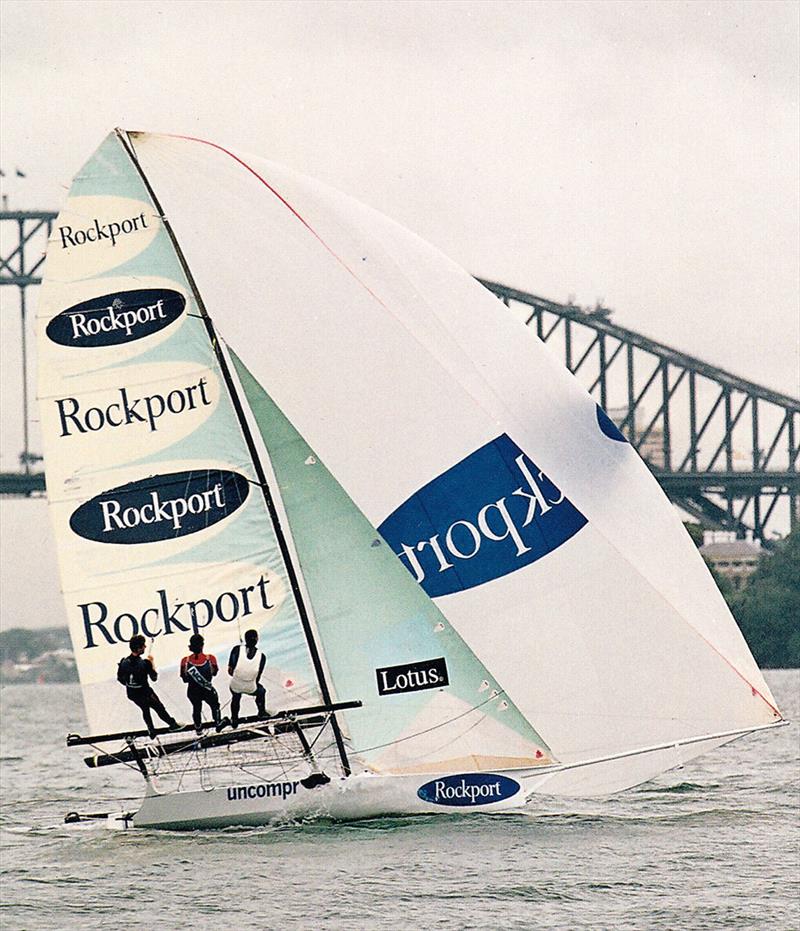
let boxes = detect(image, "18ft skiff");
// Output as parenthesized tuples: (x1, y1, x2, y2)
(39, 130, 783, 829)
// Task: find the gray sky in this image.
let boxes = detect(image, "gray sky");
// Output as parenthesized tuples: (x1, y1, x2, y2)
(1, 0, 798, 629)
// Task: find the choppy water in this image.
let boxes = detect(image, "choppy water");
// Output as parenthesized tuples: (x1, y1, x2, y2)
(1, 671, 798, 930)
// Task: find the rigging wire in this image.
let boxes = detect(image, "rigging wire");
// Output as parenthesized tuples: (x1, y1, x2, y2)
(351, 690, 509, 757)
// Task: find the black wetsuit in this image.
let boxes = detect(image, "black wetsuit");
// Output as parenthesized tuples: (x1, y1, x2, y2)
(117, 654, 177, 737)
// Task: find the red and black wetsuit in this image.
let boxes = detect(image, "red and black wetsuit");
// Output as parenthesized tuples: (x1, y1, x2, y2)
(180, 652, 221, 731)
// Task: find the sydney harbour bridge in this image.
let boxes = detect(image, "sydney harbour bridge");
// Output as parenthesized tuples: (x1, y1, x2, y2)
(2, 209, 798, 544)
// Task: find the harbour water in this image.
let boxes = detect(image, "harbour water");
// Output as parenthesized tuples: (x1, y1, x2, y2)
(1, 670, 798, 930)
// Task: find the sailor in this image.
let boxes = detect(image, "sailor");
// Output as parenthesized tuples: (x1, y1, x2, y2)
(117, 635, 179, 738)
(227, 629, 268, 728)
(180, 634, 228, 734)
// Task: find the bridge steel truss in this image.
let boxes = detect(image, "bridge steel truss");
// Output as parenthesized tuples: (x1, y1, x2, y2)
(1, 210, 55, 490)
(480, 280, 799, 543)
(1, 211, 797, 542)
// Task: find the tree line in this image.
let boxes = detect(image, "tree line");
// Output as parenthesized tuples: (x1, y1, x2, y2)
(723, 528, 799, 668)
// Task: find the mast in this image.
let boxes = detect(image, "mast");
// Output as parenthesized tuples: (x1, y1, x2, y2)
(114, 129, 352, 776)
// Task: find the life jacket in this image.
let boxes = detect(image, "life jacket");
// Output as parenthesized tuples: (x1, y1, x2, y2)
(230, 646, 264, 695)
(184, 654, 215, 691)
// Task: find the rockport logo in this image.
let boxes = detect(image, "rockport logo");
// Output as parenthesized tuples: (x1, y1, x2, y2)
(58, 212, 148, 249)
(46, 288, 185, 348)
(378, 434, 587, 597)
(56, 377, 212, 436)
(79, 572, 275, 648)
(227, 782, 299, 802)
(69, 469, 250, 544)
(417, 773, 521, 807)
(376, 657, 449, 696)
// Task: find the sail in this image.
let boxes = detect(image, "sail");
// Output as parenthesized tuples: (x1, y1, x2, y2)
(230, 351, 553, 774)
(36, 132, 326, 735)
(123, 131, 781, 794)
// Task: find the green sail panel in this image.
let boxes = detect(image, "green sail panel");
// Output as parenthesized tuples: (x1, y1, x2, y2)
(232, 350, 555, 775)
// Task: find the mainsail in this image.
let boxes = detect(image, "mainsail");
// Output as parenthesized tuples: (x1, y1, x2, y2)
(119, 131, 782, 795)
(37, 133, 327, 736)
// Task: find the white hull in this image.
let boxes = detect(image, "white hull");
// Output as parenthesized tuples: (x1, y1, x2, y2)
(130, 769, 543, 830)
(99, 723, 785, 829)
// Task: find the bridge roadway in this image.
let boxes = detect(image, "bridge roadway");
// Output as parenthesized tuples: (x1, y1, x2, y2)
(1, 211, 798, 542)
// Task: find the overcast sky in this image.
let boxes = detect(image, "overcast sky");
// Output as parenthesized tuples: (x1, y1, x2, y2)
(1, 0, 798, 629)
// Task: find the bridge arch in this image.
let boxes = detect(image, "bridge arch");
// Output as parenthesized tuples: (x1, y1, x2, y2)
(2, 211, 797, 542)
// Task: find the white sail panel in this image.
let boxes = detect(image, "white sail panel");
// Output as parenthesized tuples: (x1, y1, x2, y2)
(37, 133, 325, 734)
(127, 133, 780, 790)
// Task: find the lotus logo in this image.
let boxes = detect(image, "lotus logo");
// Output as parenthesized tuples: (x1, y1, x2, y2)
(46, 288, 185, 347)
(69, 469, 250, 544)
(417, 773, 521, 807)
(379, 434, 587, 597)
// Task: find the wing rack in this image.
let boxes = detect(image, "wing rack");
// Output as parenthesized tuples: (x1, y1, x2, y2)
(83, 717, 329, 768)
(66, 700, 362, 747)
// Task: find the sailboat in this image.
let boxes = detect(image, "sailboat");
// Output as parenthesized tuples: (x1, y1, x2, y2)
(38, 130, 784, 830)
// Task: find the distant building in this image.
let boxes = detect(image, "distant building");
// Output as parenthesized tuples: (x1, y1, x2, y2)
(700, 530, 763, 590)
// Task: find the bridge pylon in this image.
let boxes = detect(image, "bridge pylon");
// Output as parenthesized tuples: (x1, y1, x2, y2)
(1, 209, 53, 495)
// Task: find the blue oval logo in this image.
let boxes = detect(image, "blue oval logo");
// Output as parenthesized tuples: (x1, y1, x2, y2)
(417, 773, 521, 807)
(69, 469, 250, 544)
(378, 434, 586, 597)
(46, 288, 185, 347)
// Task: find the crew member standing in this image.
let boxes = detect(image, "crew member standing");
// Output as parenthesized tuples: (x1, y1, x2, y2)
(227, 629, 267, 728)
(117, 635, 179, 738)
(180, 634, 228, 733)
